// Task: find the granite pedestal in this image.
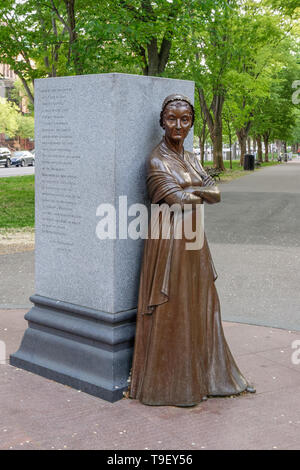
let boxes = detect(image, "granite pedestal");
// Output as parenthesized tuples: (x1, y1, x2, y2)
(10, 73, 194, 401)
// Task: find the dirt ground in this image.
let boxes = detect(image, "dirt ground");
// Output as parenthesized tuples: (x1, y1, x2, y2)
(0, 228, 35, 255)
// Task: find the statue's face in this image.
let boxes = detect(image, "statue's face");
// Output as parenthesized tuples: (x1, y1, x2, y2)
(163, 101, 192, 143)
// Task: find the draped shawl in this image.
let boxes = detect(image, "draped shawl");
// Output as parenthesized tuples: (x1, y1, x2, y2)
(139, 139, 217, 315)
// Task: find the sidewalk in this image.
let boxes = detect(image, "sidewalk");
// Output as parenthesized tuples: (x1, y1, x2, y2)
(1, 308, 300, 450)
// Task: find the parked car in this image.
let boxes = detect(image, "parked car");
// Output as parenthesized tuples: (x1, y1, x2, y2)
(0, 147, 12, 167)
(10, 150, 35, 167)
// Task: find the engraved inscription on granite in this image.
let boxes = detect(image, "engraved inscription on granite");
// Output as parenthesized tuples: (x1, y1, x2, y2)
(35, 74, 194, 314)
(38, 87, 81, 253)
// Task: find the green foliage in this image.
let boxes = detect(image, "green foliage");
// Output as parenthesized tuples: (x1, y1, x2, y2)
(0, 96, 34, 139)
(0, 0, 299, 155)
(8, 78, 34, 114)
(17, 114, 35, 139)
(289, 109, 300, 145)
(267, 0, 300, 16)
(224, 7, 289, 129)
(77, 0, 190, 76)
(0, 97, 19, 137)
(251, 58, 300, 142)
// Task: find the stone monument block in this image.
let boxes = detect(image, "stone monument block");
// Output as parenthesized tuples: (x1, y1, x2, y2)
(10, 73, 195, 401)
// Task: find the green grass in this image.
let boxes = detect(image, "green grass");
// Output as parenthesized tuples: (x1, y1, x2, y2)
(0, 158, 286, 229)
(203, 159, 281, 182)
(0, 175, 35, 228)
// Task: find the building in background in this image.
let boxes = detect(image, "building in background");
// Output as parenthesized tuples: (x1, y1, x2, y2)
(0, 62, 29, 113)
(0, 62, 16, 98)
(0, 62, 33, 150)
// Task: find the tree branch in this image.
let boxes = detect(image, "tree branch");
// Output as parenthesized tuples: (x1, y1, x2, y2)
(14, 71, 34, 105)
(198, 88, 214, 134)
(158, 37, 172, 74)
(50, 0, 71, 34)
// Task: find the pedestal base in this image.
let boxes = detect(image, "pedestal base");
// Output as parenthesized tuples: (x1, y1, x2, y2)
(10, 295, 136, 402)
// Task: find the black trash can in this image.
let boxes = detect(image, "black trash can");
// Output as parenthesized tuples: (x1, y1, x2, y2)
(244, 154, 255, 171)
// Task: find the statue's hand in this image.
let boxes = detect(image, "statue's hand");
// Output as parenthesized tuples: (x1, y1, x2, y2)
(182, 187, 204, 205)
(183, 186, 202, 194)
(193, 186, 221, 204)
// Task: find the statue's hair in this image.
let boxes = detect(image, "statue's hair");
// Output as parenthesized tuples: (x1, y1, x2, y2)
(160, 94, 195, 128)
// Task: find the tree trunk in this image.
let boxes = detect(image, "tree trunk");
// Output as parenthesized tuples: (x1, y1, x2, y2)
(158, 38, 172, 74)
(236, 119, 252, 166)
(143, 36, 173, 76)
(224, 118, 232, 169)
(15, 73, 34, 105)
(65, 0, 83, 75)
(236, 129, 247, 166)
(146, 38, 159, 76)
(197, 88, 225, 171)
(247, 137, 251, 154)
(233, 142, 237, 160)
(199, 136, 205, 166)
(138, 0, 178, 76)
(283, 141, 287, 153)
(256, 135, 263, 162)
(263, 133, 269, 162)
(212, 117, 225, 170)
(276, 140, 282, 158)
(198, 120, 207, 166)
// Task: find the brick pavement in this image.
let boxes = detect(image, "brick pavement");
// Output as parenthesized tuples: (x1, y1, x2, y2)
(1, 309, 300, 450)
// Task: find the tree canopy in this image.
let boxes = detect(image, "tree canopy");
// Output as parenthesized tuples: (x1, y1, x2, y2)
(0, 0, 299, 162)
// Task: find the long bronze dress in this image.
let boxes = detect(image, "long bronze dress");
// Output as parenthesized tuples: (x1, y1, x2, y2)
(129, 138, 249, 406)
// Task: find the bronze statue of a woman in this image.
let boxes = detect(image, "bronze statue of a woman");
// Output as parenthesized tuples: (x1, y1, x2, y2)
(129, 93, 255, 406)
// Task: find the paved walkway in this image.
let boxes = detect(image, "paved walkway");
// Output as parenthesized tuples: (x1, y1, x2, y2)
(1, 161, 300, 450)
(0, 166, 35, 178)
(0, 251, 34, 309)
(1, 161, 299, 329)
(205, 161, 300, 331)
(1, 309, 300, 450)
